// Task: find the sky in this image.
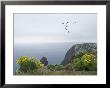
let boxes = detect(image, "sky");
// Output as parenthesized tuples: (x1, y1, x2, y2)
(14, 13, 97, 44)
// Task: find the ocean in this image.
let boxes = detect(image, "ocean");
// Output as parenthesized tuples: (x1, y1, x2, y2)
(13, 42, 75, 74)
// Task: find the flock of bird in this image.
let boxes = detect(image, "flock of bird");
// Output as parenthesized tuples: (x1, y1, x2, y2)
(62, 20, 78, 33)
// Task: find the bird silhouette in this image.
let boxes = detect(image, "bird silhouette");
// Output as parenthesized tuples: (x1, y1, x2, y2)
(62, 22, 64, 24)
(61, 19, 79, 34)
(61, 21, 72, 33)
(66, 22, 69, 24)
(65, 27, 68, 30)
(66, 25, 68, 27)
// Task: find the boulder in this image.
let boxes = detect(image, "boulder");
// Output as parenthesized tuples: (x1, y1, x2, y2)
(40, 57, 48, 66)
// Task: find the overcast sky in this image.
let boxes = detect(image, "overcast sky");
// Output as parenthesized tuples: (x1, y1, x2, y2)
(14, 14, 97, 44)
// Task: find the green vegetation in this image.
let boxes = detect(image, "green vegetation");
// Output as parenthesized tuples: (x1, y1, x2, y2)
(16, 56, 44, 74)
(73, 53, 97, 71)
(16, 52, 97, 75)
(48, 65, 56, 71)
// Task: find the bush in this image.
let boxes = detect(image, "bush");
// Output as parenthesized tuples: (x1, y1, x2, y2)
(48, 65, 55, 71)
(73, 58, 84, 71)
(16, 56, 30, 72)
(73, 53, 97, 71)
(55, 65, 65, 71)
(16, 56, 44, 73)
(31, 57, 44, 69)
(81, 54, 97, 71)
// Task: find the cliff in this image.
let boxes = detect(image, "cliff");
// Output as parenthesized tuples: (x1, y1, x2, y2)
(61, 43, 97, 65)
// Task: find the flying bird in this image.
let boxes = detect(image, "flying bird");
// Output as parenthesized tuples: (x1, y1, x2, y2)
(61, 19, 79, 34)
(65, 27, 68, 30)
(66, 22, 69, 24)
(62, 22, 64, 24)
(66, 25, 68, 27)
(61, 20, 72, 33)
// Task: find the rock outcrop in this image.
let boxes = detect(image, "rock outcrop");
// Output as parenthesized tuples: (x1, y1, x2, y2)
(61, 43, 97, 65)
(40, 57, 48, 66)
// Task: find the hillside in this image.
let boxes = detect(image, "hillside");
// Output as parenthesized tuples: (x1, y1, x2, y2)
(61, 43, 97, 65)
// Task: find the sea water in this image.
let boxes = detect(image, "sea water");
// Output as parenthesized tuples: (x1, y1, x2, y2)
(13, 42, 75, 74)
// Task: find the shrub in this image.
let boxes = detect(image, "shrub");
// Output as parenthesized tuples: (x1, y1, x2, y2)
(55, 65, 65, 71)
(16, 56, 30, 72)
(81, 54, 97, 71)
(16, 56, 44, 73)
(48, 65, 55, 71)
(73, 53, 97, 71)
(31, 57, 44, 69)
(73, 58, 84, 71)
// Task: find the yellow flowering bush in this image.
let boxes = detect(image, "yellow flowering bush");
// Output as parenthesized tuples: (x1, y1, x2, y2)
(16, 56, 44, 72)
(82, 54, 96, 64)
(73, 53, 97, 71)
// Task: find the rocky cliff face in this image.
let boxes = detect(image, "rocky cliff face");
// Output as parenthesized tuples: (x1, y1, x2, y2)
(61, 43, 97, 65)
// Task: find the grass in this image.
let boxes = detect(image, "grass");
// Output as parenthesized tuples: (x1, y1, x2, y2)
(44, 70, 97, 75)
(15, 69, 97, 75)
